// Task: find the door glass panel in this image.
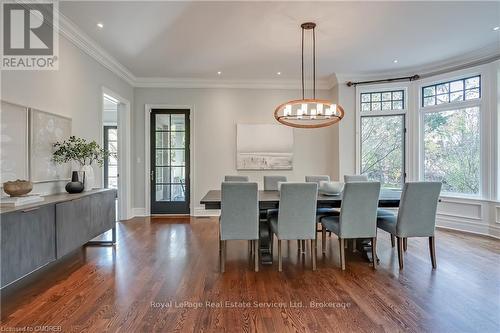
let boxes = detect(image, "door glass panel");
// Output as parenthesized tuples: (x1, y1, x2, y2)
(171, 167, 185, 184)
(170, 131, 185, 148)
(156, 150, 169, 166)
(171, 114, 186, 131)
(170, 149, 185, 166)
(156, 132, 170, 148)
(155, 115, 170, 130)
(171, 185, 185, 201)
(156, 185, 171, 201)
(156, 167, 170, 183)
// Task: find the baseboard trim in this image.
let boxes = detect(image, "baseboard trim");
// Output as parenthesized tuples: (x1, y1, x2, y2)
(436, 225, 500, 240)
(132, 208, 147, 217)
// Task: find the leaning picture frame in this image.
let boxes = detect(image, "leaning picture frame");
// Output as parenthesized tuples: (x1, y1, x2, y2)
(29, 109, 72, 183)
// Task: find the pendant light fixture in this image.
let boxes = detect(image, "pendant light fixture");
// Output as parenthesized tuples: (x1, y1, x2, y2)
(274, 22, 344, 128)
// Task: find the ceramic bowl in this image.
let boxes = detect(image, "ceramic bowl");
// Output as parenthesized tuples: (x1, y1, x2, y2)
(3, 180, 33, 197)
(319, 181, 344, 195)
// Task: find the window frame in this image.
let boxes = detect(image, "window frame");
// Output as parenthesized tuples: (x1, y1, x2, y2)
(418, 69, 485, 198)
(421, 75, 481, 108)
(356, 83, 409, 187)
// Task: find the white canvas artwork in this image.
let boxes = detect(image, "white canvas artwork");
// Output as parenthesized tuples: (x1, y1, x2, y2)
(0, 101, 29, 183)
(30, 109, 72, 182)
(237, 124, 293, 170)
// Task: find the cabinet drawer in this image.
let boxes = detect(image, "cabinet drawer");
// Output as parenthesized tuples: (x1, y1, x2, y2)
(90, 190, 116, 238)
(1, 205, 56, 287)
(56, 197, 91, 258)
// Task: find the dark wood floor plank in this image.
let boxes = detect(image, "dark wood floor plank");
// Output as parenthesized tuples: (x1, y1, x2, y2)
(1, 216, 499, 333)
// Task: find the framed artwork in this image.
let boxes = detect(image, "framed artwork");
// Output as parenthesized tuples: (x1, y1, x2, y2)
(0, 101, 29, 183)
(30, 109, 72, 183)
(236, 124, 294, 170)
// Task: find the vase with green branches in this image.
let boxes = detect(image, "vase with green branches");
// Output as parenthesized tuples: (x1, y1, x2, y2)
(53, 136, 112, 191)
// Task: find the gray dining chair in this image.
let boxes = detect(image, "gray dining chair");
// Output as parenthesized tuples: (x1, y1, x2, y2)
(320, 182, 381, 270)
(262, 175, 287, 220)
(224, 175, 249, 182)
(377, 182, 442, 270)
(269, 183, 318, 271)
(264, 175, 287, 191)
(305, 175, 339, 244)
(344, 174, 394, 218)
(219, 182, 259, 272)
(305, 175, 330, 184)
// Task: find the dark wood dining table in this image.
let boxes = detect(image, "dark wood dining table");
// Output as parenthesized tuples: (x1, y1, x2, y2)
(200, 189, 401, 264)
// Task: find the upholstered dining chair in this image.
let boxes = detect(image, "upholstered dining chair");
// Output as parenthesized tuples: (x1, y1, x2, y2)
(264, 175, 287, 191)
(219, 182, 259, 272)
(305, 175, 339, 245)
(269, 183, 318, 272)
(262, 175, 287, 219)
(224, 175, 249, 182)
(320, 182, 381, 270)
(377, 182, 442, 270)
(344, 174, 394, 219)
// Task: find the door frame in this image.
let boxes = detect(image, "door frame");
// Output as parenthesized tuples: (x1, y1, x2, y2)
(101, 87, 132, 221)
(144, 104, 195, 216)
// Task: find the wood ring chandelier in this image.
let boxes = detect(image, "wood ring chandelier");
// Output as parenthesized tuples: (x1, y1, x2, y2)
(274, 22, 344, 129)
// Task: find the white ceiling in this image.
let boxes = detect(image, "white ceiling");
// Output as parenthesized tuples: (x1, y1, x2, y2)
(60, 1, 500, 81)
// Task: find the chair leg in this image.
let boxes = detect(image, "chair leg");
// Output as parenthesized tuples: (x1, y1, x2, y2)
(297, 240, 301, 252)
(429, 236, 437, 269)
(403, 238, 408, 251)
(301, 240, 306, 254)
(371, 237, 377, 269)
(311, 239, 317, 271)
(249, 240, 253, 255)
(322, 227, 327, 254)
(390, 234, 395, 248)
(397, 237, 404, 270)
(220, 240, 226, 273)
(254, 240, 259, 272)
(278, 239, 282, 272)
(339, 238, 346, 270)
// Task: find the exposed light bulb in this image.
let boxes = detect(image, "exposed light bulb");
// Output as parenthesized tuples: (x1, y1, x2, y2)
(284, 104, 292, 117)
(317, 103, 323, 115)
(296, 107, 303, 119)
(310, 108, 317, 119)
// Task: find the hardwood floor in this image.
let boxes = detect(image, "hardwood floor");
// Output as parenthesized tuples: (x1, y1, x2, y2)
(1, 216, 499, 332)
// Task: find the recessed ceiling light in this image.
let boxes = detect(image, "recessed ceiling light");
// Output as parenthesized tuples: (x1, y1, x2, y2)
(97, 23, 104, 29)
(277, 72, 281, 75)
(217, 71, 222, 75)
(493, 26, 500, 31)
(393, 59, 399, 64)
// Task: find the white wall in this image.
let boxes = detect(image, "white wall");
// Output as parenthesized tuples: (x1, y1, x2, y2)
(133, 87, 339, 212)
(1, 37, 134, 195)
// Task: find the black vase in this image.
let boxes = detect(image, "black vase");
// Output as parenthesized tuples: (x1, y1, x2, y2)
(65, 171, 84, 194)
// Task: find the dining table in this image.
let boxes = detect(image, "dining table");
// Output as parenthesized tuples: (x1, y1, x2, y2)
(200, 189, 401, 264)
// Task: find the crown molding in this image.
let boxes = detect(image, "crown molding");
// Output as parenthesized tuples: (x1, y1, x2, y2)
(58, 12, 136, 86)
(336, 43, 500, 83)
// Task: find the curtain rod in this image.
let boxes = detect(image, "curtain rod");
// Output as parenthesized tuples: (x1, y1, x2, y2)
(346, 75, 420, 87)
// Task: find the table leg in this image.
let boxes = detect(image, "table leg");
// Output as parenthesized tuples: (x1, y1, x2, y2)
(259, 220, 273, 264)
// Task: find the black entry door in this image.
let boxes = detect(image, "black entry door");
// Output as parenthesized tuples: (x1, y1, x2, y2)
(150, 109, 190, 214)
